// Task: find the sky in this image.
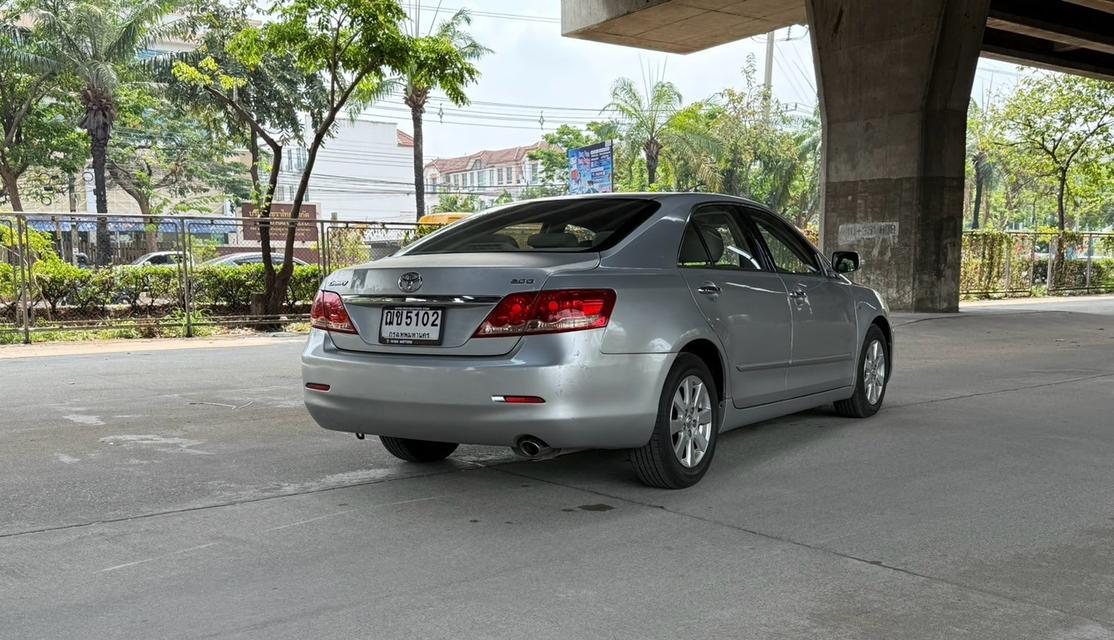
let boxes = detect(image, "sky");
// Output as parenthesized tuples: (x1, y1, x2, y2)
(362, 1, 1023, 161)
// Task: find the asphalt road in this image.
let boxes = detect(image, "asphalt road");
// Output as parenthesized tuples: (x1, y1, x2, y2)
(2, 297, 1113, 639)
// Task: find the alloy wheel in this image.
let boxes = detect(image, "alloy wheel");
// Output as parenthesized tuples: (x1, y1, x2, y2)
(863, 339, 887, 405)
(669, 375, 714, 468)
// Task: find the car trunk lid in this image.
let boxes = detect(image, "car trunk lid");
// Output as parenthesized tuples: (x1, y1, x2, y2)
(324, 252, 600, 356)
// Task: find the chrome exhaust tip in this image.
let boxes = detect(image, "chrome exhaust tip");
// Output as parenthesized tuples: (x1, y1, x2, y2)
(512, 436, 559, 460)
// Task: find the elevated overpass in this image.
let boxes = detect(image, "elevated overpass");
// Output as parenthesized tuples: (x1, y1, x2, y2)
(562, 0, 1114, 312)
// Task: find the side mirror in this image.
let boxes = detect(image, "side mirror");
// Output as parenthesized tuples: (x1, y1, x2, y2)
(831, 251, 861, 274)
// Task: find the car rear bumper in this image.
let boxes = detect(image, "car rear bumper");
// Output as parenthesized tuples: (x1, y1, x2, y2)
(301, 329, 669, 449)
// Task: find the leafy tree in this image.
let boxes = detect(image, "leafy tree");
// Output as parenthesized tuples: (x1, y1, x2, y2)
(175, 0, 414, 316)
(107, 85, 249, 240)
(529, 122, 615, 190)
(1000, 72, 1114, 230)
(19, 0, 183, 265)
(401, 7, 486, 220)
(431, 193, 477, 213)
(0, 6, 86, 211)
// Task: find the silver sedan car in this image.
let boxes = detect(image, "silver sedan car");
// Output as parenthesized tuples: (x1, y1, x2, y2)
(302, 194, 891, 488)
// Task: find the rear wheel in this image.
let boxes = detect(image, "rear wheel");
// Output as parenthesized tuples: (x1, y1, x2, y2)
(834, 325, 889, 418)
(379, 436, 458, 462)
(630, 354, 719, 489)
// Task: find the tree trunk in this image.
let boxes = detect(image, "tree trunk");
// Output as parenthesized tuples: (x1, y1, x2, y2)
(1056, 168, 1067, 231)
(645, 139, 662, 186)
(0, 164, 23, 212)
(90, 127, 112, 266)
(411, 104, 426, 220)
(405, 88, 429, 221)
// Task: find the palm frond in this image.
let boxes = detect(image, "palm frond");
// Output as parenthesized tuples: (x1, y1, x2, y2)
(105, 0, 181, 63)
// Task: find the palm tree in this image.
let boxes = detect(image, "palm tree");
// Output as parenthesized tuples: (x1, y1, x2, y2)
(402, 6, 488, 220)
(22, 0, 179, 265)
(606, 75, 684, 186)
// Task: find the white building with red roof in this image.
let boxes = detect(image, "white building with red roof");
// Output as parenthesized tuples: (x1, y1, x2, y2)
(423, 142, 556, 210)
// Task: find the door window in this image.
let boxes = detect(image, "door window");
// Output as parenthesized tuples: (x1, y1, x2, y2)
(679, 207, 764, 271)
(750, 213, 821, 275)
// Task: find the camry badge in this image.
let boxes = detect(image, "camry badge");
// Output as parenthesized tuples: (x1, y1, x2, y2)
(398, 271, 423, 293)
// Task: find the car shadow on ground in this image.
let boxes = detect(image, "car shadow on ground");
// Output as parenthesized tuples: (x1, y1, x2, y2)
(480, 405, 865, 491)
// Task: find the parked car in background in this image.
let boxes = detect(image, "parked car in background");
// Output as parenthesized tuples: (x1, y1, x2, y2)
(302, 194, 893, 489)
(130, 251, 190, 267)
(200, 252, 310, 267)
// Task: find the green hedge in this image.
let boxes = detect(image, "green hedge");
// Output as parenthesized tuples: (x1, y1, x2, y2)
(22, 261, 322, 316)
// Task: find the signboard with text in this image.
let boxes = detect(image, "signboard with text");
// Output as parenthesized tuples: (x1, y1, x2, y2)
(567, 141, 613, 195)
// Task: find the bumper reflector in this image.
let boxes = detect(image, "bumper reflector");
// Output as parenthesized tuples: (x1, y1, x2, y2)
(491, 395, 545, 404)
(305, 383, 331, 392)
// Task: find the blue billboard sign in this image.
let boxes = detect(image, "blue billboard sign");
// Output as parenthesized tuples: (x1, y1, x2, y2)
(567, 141, 613, 195)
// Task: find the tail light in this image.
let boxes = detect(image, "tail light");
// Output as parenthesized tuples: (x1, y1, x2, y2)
(310, 291, 358, 334)
(474, 289, 616, 338)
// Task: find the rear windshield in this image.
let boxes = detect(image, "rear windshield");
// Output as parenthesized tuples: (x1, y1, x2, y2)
(404, 198, 660, 254)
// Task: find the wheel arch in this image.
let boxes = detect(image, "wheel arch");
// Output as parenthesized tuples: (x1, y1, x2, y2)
(677, 338, 726, 404)
(868, 315, 893, 377)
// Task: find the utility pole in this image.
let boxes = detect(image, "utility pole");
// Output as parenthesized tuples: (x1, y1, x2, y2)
(763, 30, 775, 117)
(763, 30, 775, 93)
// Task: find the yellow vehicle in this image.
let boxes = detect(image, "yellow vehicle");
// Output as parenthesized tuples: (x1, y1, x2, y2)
(417, 211, 472, 226)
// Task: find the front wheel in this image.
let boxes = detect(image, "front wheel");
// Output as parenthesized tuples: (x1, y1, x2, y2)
(379, 436, 458, 462)
(834, 325, 889, 418)
(630, 354, 720, 489)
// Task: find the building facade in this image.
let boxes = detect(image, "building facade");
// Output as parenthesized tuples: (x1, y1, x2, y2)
(273, 119, 417, 223)
(423, 142, 554, 211)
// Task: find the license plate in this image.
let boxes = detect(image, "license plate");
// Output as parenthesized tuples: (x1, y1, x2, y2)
(379, 306, 444, 345)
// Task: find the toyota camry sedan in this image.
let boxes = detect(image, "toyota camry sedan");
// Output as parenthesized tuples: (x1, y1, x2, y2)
(302, 194, 892, 489)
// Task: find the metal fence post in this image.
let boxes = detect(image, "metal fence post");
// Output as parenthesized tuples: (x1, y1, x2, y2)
(16, 215, 31, 344)
(1047, 236, 1056, 292)
(179, 220, 193, 338)
(1085, 234, 1094, 290)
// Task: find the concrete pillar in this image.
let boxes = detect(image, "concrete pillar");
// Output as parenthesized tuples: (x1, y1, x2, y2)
(807, 0, 991, 312)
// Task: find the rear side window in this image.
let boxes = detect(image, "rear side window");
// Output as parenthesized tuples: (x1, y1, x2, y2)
(405, 198, 660, 254)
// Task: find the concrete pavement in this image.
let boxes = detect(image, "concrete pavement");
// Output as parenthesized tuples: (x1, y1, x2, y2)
(1, 298, 1112, 639)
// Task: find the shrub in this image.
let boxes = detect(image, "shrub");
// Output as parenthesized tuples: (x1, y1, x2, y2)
(115, 266, 182, 313)
(191, 264, 265, 310)
(71, 269, 115, 315)
(288, 265, 322, 307)
(0, 262, 18, 318)
(33, 260, 83, 315)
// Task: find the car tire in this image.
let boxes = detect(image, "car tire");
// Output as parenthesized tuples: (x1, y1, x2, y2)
(834, 325, 889, 419)
(630, 353, 720, 489)
(379, 436, 458, 462)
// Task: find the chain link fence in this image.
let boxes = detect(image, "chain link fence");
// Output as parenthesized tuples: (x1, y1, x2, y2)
(1, 212, 418, 343)
(960, 230, 1114, 298)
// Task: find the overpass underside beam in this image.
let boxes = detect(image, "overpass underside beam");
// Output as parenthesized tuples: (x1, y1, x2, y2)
(809, 0, 991, 312)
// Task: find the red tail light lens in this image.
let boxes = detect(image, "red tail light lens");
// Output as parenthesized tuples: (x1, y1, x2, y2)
(310, 291, 358, 334)
(473, 289, 616, 338)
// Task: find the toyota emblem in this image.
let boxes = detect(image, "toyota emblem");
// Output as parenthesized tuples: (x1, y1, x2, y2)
(398, 271, 423, 293)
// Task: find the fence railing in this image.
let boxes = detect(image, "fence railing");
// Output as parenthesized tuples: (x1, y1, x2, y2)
(960, 230, 1114, 298)
(3, 215, 1112, 343)
(1, 212, 420, 343)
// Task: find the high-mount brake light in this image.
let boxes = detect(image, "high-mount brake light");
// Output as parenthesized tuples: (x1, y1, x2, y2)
(310, 291, 358, 334)
(473, 289, 616, 338)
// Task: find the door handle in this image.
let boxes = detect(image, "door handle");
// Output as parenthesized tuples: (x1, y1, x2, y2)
(789, 288, 807, 303)
(697, 283, 720, 296)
